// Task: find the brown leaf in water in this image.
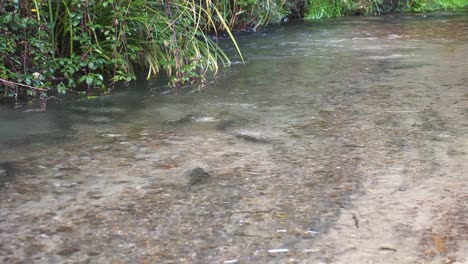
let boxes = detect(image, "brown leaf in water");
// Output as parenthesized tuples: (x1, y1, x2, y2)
(161, 165, 173, 170)
(432, 235, 446, 254)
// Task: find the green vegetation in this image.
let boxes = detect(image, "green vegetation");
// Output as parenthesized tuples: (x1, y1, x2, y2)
(0, 0, 238, 101)
(0, 0, 466, 103)
(304, 0, 468, 19)
(405, 0, 468, 12)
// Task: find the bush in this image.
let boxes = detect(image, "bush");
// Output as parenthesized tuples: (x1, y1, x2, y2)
(0, 0, 236, 101)
(1, 0, 466, 102)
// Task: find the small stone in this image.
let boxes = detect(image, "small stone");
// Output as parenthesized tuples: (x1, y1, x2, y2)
(88, 251, 101, 257)
(194, 117, 218, 122)
(101, 133, 127, 138)
(56, 225, 74, 232)
(233, 132, 269, 143)
(57, 247, 80, 256)
(185, 167, 211, 186)
(268, 248, 289, 253)
(216, 119, 236, 131)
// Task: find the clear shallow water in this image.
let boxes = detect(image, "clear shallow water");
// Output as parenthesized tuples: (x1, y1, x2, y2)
(1, 12, 467, 263)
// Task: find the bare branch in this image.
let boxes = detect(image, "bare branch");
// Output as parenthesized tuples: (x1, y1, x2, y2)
(0, 78, 48, 91)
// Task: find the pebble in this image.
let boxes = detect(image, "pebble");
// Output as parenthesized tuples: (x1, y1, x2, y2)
(101, 133, 127, 138)
(185, 167, 211, 186)
(194, 117, 218, 122)
(268, 249, 289, 253)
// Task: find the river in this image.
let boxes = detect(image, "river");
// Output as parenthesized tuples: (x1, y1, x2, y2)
(1, 12, 467, 263)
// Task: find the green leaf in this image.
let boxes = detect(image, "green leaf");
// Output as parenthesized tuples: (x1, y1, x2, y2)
(2, 14, 12, 23)
(86, 75, 93, 85)
(57, 83, 67, 94)
(88, 61, 97, 70)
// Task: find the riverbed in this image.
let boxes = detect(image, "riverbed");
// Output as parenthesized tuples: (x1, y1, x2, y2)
(1, 12, 467, 263)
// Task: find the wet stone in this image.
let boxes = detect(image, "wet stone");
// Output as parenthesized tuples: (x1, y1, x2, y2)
(56, 225, 74, 233)
(194, 117, 218, 122)
(216, 119, 236, 131)
(87, 191, 103, 199)
(232, 132, 270, 143)
(185, 167, 211, 186)
(87, 251, 101, 257)
(56, 247, 80, 256)
(101, 133, 127, 138)
(57, 166, 80, 172)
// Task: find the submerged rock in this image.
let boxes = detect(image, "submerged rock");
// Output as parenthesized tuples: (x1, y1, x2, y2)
(232, 132, 270, 143)
(185, 167, 211, 186)
(216, 119, 236, 131)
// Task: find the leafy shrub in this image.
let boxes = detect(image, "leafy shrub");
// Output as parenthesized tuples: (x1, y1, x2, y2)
(0, 0, 236, 101)
(1, 0, 466, 102)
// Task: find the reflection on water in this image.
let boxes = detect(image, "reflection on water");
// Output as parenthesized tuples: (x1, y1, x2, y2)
(1, 12, 467, 263)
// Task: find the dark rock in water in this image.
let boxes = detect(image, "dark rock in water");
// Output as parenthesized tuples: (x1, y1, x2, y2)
(216, 119, 236, 131)
(185, 167, 211, 186)
(216, 115, 250, 132)
(232, 132, 270, 143)
(57, 247, 80, 256)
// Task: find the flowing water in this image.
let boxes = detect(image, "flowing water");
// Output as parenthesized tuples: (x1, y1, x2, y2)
(1, 12, 467, 263)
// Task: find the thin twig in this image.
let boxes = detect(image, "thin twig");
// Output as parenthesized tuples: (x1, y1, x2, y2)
(41, 96, 61, 109)
(0, 78, 48, 91)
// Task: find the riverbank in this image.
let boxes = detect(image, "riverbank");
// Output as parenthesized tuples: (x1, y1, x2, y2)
(1, 0, 467, 103)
